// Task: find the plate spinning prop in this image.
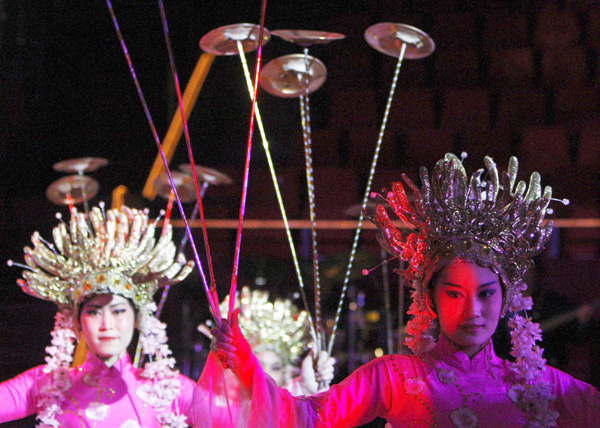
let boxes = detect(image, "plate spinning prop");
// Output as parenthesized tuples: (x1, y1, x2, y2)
(201, 23, 324, 337)
(154, 165, 234, 318)
(325, 23, 435, 355)
(261, 29, 345, 355)
(47, 157, 109, 215)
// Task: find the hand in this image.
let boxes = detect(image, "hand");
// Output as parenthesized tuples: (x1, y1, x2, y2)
(210, 308, 250, 370)
(299, 350, 335, 395)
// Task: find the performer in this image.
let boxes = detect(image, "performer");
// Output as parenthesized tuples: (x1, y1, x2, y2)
(201, 286, 334, 396)
(212, 153, 600, 428)
(0, 205, 211, 427)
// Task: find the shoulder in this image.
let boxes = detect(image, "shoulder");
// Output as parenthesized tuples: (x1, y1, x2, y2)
(543, 365, 600, 424)
(544, 365, 594, 387)
(348, 354, 422, 380)
(3, 364, 52, 386)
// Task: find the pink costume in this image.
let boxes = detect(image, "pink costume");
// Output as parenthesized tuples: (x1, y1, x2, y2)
(0, 352, 198, 427)
(238, 335, 600, 428)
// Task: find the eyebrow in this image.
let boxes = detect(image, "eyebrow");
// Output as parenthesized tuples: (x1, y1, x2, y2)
(85, 302, 129, 309)
(443, 281, 499, 289)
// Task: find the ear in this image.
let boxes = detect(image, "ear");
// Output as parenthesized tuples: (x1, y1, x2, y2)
(425, 292, 438, 319)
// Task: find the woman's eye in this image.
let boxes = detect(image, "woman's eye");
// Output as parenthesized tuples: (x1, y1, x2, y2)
(480, 289, 496, 298)
(445, 290, 461, 299)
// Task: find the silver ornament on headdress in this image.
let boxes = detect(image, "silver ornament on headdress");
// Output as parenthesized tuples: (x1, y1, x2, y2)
(17, 205, 194, 312)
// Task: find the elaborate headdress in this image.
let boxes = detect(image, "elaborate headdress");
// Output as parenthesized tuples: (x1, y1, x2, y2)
(19, 205, 192, 311)
(207, 286, 310, 367)
(369, 153, 560, 426)
(13, 205, 194, 428)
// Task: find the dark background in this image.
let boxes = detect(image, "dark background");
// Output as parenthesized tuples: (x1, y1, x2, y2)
(2, 0, 600, 426)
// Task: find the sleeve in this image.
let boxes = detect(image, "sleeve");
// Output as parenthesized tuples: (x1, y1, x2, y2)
(0, 365, 45, 423)
(175, 373, 199, 426)
(192, 350, 316, 428)
(546, 366, 600, 427)
(307, 357, 394, 428)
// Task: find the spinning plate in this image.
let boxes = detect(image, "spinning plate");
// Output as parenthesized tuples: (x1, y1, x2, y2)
(155, 171, 197, 203)
(365, 23, 435, 59)
(271, 29, 345, 47)
(53, 157, 109, 173)
(179, 164, 233, 185)
(200, 23, 271, 56)
(46, 175, 99, 205)
(259, 54, 327, 98)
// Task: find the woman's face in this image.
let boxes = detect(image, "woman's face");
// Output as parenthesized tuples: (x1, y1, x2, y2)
(79, 294, 136, 367)
(431, 259, 503, 358)
(256, 349, 286, 386)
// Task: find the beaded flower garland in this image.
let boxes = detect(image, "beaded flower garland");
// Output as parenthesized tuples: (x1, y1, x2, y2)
(368, 153, 559, 427)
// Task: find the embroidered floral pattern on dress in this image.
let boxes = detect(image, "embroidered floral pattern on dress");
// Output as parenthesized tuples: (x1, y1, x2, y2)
(389, 356, 436, 427)
(85, 402, 110, 421)
(450, 407, 479, 428)
(436, 368, 457, 384)
(120, 421, 142, 428)
(404, 378, 426, 395)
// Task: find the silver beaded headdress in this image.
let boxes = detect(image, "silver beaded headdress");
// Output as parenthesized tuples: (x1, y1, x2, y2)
(215, 286, 310, 367)
(371, 153, 553, 316)
(18, 205, 193, 312)
(369, 153, 560, 426)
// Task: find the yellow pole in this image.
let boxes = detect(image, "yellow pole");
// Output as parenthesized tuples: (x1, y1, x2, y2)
(112, 185, 128, 209)
(72, 337, 88, 367)
(142, 53, 216, 200)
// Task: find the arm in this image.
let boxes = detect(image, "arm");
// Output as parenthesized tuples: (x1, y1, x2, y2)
(0, 365, 45, 423)
(286, 350, 336, 396)
(211, 310, 393, 427)
(547, 366, 600, 426)
(308, 356, 394, 427)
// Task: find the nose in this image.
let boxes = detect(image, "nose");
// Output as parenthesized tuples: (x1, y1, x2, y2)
(100, 312, 115, 330)
(463, 295, 481, 318)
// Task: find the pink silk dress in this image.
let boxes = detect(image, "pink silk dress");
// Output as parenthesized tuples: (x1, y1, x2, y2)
(245, 335, 600, 427)
(0, 352, 198, 427)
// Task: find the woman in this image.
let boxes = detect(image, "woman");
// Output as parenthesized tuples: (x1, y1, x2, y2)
(0, 205, 203, 427)
(202, 286, 334, 396)
(213, 153, 600, 427)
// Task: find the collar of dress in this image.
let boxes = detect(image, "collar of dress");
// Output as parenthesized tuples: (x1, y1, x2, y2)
(427, 335, 503, 373)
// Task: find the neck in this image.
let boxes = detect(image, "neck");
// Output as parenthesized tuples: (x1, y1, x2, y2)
(96, 350, 126, 367)
(442, 334, 487, 359)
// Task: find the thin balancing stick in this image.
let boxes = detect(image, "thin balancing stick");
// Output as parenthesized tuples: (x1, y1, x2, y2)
(328, 42, 407, 355)
(105, 0, 220, 324)
(157, 0, 219, 315)
(228, 0, 269, 321)
(237, 42, 318, 343)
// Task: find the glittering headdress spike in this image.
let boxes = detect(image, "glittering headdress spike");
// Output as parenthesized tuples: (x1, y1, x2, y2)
(18, 205, 194, 311)
(219, 286, 310, 366)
